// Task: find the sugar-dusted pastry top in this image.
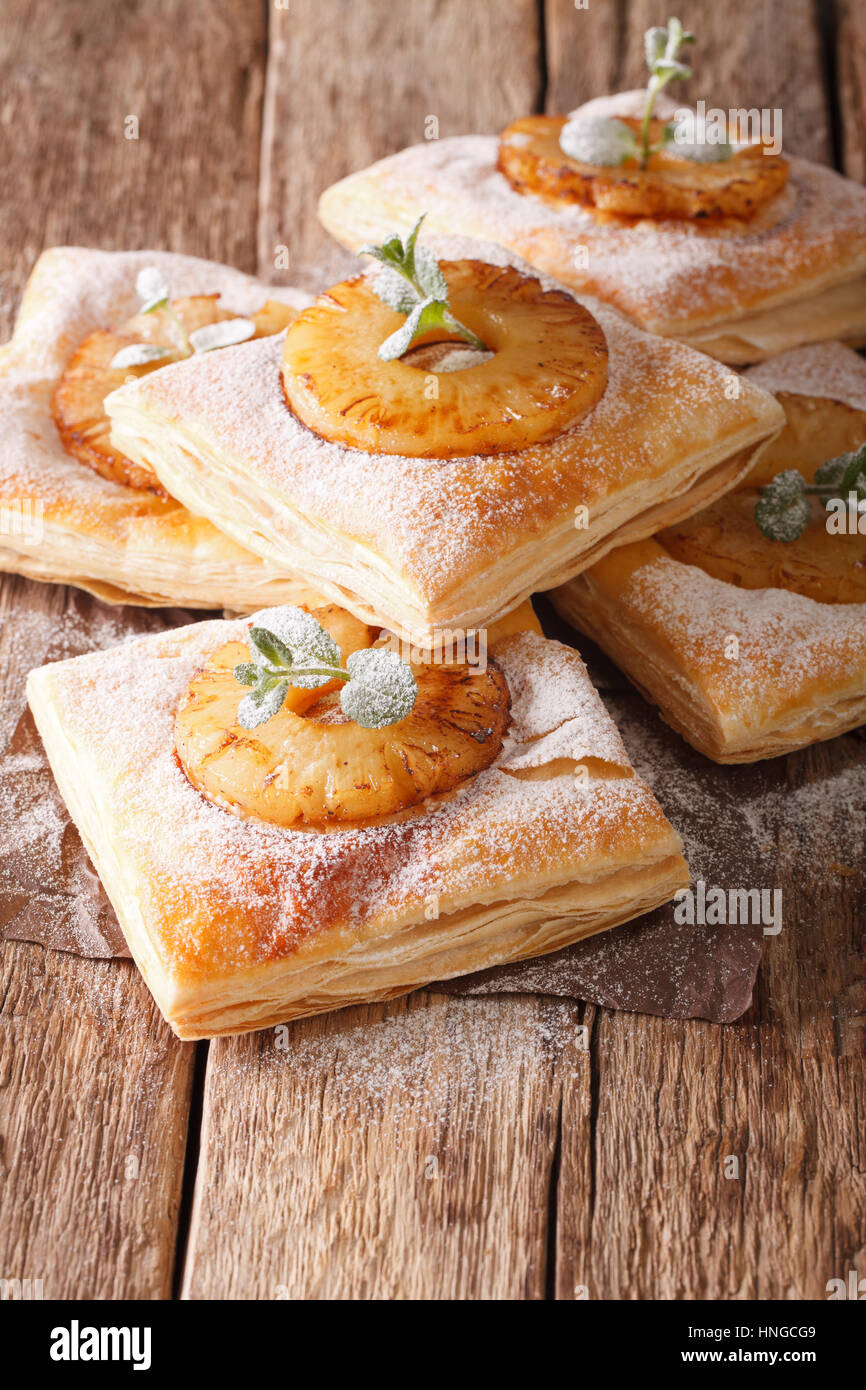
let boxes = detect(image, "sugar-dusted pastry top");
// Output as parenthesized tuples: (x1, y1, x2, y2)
(107, 236, 781, 610)
(588, 541, 866, 724)
(745, 340, 866, 411)
(29, 616, 680, 984)
(319, 103, 866, 336)
(0, 247, 315, 607)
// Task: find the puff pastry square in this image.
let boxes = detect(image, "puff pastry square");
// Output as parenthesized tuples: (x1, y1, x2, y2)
(0, 246, 323, 610)
(319, 92, 866, 365)
(105, 237, 783, 642)
(552, 342, 866, 762)
(27, 610, 688, 1038)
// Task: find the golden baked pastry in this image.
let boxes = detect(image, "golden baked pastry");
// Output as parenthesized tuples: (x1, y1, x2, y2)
(553, 342, 866, 761)
(53, 294, 295, 492)
(319, 91, 866, 365)
(27, 600, 688, 1038)
(0, 247, 321, 609)
(105, 235, 784, 643)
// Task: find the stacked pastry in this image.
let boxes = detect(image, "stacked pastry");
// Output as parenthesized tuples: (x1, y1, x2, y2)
(16, 19, 866, 1037)
(0, 247, 319, 608)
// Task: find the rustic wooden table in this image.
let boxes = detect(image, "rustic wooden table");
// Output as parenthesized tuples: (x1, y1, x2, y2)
(1, 0, 864, 1301)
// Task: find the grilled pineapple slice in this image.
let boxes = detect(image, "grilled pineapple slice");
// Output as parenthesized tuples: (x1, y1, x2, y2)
(281, 259, 607, 457)
(52, 296, 296, 492)
(498, 115, 789, 221)
(659, 492, 866, 605)
(175, 604, 511, 827)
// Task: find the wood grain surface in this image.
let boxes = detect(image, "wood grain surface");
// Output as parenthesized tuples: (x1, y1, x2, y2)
(183, 994, 586, 1300)
(0, 0, 863, 1301)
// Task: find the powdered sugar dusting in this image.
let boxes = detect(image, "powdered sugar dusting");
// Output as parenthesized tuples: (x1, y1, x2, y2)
(0, 247, 316, 605)
(32, 618, 679, 979)
(498, 630, 630, 770)
(323, 116, 866, 333)
(625, 556, 866, 711)
(109, 236, 779, 604)
(745, 340, 866, 411)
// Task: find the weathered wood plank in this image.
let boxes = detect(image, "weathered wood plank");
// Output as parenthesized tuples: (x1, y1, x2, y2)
(0, 0, 266, 314)
(0, 578, 198, 1299)
(0, 0, 270, 1298)
(836, 0, 866, 180)
(0, 943, 195, 1299)
(182, 993, 586, 1300)
(258, 0, 542, 283)
(555, 733, 866, 1299)
(545, 0, 831, 163)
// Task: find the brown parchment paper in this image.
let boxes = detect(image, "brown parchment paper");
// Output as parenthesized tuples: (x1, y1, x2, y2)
(0, 590, 771, 1023)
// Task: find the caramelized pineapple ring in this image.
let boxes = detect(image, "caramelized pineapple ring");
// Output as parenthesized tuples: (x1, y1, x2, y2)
(175, 604, 511, 827)
(52, 296, 296, 493)
(281, 259, 608, 457)
(498, 115, 789, 221)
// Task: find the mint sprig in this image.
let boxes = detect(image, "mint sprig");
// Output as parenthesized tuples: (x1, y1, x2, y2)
(559, 17, 705, 171)
(109, 266, 255, 370)
(233, 607, 417, 731)
(358, 216, 488, 361)
(559, 20, 735, 173)
(754, 444, 866, 542)
(639, 17, 694, 168)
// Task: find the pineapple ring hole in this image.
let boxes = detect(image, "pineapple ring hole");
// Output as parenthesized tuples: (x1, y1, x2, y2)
(400, 339, 496, 373)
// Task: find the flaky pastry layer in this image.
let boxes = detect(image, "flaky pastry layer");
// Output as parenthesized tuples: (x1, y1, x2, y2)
(318, 97, 866, 364)
(27, 613, 687, 1038)
(106, 237, 783, 642)
(554, 541, 866, 762)
(0, 247, 318, 609)
(552, 343, 866, 761)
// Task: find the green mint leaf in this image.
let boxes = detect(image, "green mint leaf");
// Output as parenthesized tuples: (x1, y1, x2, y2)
(413, 245, 448, 301)
(560, 114, 639, 167)
(233, 662, 259, 687)
(109, 343, 173, 370)
(378, 298, 433, 360)
(378, 298, 486, 361)
(639, 17, 695, 164)
(357, 242, 392, 267)
(840, 443, 866, 498)
(248, 625, 295, 669)
(754, 470, 810, 542)
(238, 679, 289, 730)
(402, 214, 427, 278)
(189, 318, 256, 353)
(813, 456, 848, 489)
(340, 648, 417, 729)
(645, 27, 668, 67)
(670, 114, 733, 162)
(135, 266, 170, 314)
(249, 606, 341, 689)
(371, 265, 421, 315)
(654, 58, 691, 81)
(360, 218, 489, 360)
(381, 232, 407, 262)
